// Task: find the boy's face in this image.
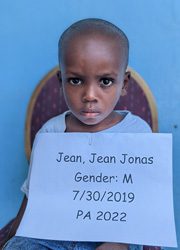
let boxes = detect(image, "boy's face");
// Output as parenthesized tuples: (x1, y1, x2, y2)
(59, 34, 128, 131)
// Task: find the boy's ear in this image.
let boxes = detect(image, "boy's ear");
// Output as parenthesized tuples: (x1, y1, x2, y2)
(121, 71, 131, 96)
(56, 70, 62, 86)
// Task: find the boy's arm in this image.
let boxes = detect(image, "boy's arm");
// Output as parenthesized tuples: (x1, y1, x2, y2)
(0, 195, 27, 249)
(96, 243, 128, 250)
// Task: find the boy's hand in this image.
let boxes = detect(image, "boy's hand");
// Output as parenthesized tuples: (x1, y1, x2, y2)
(96, 243, 128, 250)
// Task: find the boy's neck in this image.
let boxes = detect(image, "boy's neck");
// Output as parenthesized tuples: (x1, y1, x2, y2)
(65, 111, 124, 132)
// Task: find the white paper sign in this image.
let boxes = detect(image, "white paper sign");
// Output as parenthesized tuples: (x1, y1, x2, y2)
(16, 133, 177, 247)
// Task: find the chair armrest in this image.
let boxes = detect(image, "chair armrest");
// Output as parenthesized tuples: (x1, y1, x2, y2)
(0, 196, 27, 249)
(0, 219, 15, 248)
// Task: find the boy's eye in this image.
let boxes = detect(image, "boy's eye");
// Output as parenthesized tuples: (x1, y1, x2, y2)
(100, 78, 114, 87)
(68, 78, 82, 85)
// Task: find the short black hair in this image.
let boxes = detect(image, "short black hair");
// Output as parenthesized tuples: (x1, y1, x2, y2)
(58, 18, 129, 69)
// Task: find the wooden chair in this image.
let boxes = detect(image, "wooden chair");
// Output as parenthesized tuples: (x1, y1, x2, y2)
(0, 66, 159, 250)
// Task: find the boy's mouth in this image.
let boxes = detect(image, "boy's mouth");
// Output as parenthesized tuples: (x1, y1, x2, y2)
(81, 109, 100, 118)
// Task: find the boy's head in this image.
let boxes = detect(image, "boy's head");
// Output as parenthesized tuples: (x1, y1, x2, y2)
(57, 18, 130, 132)
(59, 18, 129, 72)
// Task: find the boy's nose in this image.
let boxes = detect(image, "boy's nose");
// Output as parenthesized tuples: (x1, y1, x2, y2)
(82, 84, 98, 103)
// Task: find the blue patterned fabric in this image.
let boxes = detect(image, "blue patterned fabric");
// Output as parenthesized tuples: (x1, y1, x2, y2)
(3, 236, 143, 250)
(3, 236, 102, 250)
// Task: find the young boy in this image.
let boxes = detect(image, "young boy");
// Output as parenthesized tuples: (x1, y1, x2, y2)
(2, 18, 151, 250)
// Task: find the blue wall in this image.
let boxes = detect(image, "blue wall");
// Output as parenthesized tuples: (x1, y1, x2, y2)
(0, 0, 179, 248)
